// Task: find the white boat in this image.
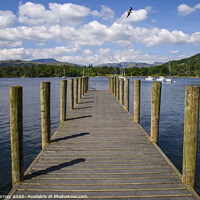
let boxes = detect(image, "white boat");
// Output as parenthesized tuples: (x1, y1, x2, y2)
(82, 67, 85, 77)
(165, 62, 172, 83)
(156, 76, 165, 82)
(62, 68, 66, 79)
(119, 68, 126, 79)
(165, 77, 172, 82)
(145, 76, 154, 81)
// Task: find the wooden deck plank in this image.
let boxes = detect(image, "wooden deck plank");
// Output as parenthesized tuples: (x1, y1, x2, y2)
(7, 90, 199, 199)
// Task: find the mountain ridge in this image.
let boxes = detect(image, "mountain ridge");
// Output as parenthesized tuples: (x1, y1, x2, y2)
(95, 61, 164, 68)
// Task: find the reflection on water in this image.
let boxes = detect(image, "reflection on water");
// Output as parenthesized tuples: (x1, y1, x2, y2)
(0, 77, 200, 195)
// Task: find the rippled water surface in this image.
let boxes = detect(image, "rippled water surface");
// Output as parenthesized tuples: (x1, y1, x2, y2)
(0, 77, 200, 195)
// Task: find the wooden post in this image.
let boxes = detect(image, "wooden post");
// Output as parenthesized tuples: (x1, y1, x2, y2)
(82, 77, 84, 97)
(41, 82, 51, 149)
(108, 77, 110, 91)
(79, 78, 82, 101)
(85, 77, 87, 93)
(109, 77, 112, 93)
(134, 80, 140, 123)
(114, 76, 116, 97)
(110, 77, 112, 93)
(112, 77, 114, 94)
(60, 80, 67, 123)
(74, 78, 78, 105)
(116, 78, 119, 100)
(86, 77, 89, 92)
(10, 86, 24, 187)
(70, 79, 74, 111)
(125, 79, 129, 112)
(120, 78, 124, 106)
(182, 85, 200, 187)
(150, 82, 162, 143)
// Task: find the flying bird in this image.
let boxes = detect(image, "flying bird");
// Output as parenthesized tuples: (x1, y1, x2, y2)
(126, 7, 133, 18)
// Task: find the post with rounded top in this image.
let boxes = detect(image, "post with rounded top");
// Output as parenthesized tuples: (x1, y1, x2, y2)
(70, 79, 74, 111)
(134, 80, 140, 123)
(182, 85, 199, 188)
(41, 82, 51, 149)
(116, 78, 119, 100)
(120, 78, 124, 106)
(60, 80, 67, 123)
(74, 78, 78, 105)
(10, 86, 24, 187)
(125, 78, 129, 112)
(79, 78, 82, 101)
(150, 81, 161, 144)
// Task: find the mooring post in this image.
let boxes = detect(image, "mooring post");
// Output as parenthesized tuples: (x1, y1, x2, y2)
(85, 77, 88, 93)
(82, 77, 84, 97)
(134, 80, 140, 123)
(41, 82, 51, 149)
(120, 78, 124, 106)
(114, 76, 116, 97)
(109, 77, 111, 93)
(125, 79, 129, 112)
(182, 85, 199, 188)
(150, 81, 162, 143)
(83, 77, 86, 94)
(10, 86, 24, 187)
(116, 78, 119, 100)
(79, 78, 82, 101)
(60, 80, 67, 123)
(74, 78, 78, 105)
(110, 77, 113, 94)
(86, 77, 89, 92)
(70, 79, 74, 111)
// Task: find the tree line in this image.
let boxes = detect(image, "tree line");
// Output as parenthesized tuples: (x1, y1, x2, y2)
(0, 57, 199, 78)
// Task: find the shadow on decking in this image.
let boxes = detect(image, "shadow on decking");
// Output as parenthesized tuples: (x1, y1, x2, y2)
(25, 158, 85, 179)
(67, 115, 92, 121)
(52, 132, 90, 143)
(75, 106, 93, 110)
(78, 101, 94, 104)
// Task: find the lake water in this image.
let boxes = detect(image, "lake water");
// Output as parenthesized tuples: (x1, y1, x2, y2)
(0, 77, 200, 195)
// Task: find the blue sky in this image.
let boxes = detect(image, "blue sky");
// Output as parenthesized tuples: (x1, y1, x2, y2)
(0, 0, 200, 65)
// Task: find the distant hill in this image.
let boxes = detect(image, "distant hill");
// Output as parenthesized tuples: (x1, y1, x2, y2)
(0, 60, 36, 68)
(156, 53, 200, 76)
(31, 58, 59, 64)
(95, 61, 164, 68)
(0, 58, 83, 68)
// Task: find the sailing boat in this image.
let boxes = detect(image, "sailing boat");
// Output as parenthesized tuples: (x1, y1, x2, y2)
(82, 67, 85, 77)
(62, 68, 66, 79)
(165, 62, 172, 83)
(119, 67, 126, 80)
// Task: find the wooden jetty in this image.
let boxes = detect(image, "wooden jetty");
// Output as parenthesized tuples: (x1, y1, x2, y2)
(7, 78, 200, 199)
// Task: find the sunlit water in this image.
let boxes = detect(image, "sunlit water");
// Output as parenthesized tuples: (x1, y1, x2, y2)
(0, 77, 200, 195)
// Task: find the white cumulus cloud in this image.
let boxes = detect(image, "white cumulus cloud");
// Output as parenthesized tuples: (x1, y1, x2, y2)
(116, 8, 148, 24)
(0, 10, 15, 27)
(178, 3, 200, 16)
(18, 2, 58, 25)
(18, 2, 91, 26)
(170, 50, 179, 54)
(93, 5, 115, 21)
